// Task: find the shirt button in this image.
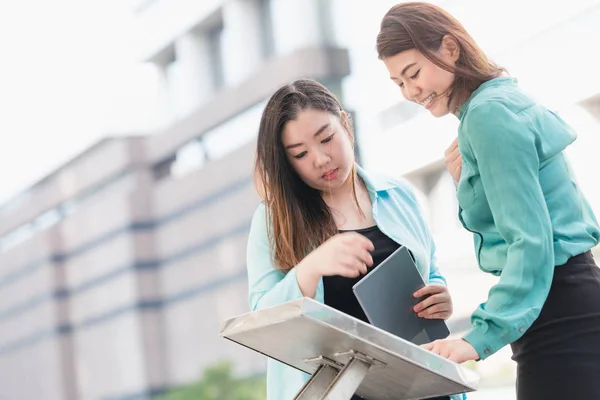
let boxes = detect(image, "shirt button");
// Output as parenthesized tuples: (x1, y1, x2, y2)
(519, 327, 525, 333)
(484, 349, 491, 355)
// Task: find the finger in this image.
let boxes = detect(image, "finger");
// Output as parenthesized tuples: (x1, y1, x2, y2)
(414, 296, 439, 312)
(354, 248, 373, 267)
(418, 303, 451, 317)
(347, 233, 374, 252)
(338, 259, 361, 278)
(430, 342, 444, 356)
(446, 148, 461, 163)
(423, 303, 452, 314)
(420, 300, 452, 315)
(449, 352, 465, 364)
(452, 167, 462, 179)
(452, 161, 462, 175)
(345, 248, 372, 271)
(413, 284, 446, 298)
(420, 342, 435, 351)
(414, 292, 449, 310)
(440, 347, 453, 359)
(446, 155, 460, 169)
(422, 311, 452, 320)
(444, 138, 458, 156)
(338, 268, 360, 278)
(348, 256, 367, 275)
(452, 171, 462, 183)
(357, 260, 367, 275)
(362, 237, 375, 252)
(444, 150, 459, 164)
(340, 233, 375, 254)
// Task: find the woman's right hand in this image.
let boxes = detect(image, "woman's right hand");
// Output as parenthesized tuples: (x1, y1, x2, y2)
(444, 137, 462, 184)
(296, 232, 374, 297)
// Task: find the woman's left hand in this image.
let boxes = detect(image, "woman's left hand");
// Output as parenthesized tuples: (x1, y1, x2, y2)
(413, 284, 453, 320)
(421, 339, 480, 364)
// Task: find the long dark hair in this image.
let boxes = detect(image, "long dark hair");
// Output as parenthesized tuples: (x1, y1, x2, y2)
(255, 79, 359, 272)
(376, 2, 504, 112)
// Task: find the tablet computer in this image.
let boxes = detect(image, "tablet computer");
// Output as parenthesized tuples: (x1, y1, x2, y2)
(352, 245, 450, 345)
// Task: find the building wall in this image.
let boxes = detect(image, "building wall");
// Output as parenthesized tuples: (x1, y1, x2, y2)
(0, 0, 350, 398)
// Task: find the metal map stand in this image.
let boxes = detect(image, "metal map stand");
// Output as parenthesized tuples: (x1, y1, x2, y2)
(220, 297, 479, 400)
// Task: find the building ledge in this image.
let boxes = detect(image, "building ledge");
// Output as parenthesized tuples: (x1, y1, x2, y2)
(147, 46, 351, 164)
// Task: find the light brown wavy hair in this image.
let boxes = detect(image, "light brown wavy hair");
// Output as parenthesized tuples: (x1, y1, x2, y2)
(255, 79, 360, 272)
(376, 2, 504, 112)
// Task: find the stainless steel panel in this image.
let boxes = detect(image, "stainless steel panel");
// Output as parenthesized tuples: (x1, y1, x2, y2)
(221, 298, 479, 400)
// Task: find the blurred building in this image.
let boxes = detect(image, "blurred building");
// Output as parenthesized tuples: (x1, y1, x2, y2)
(0, 0, 599, 399)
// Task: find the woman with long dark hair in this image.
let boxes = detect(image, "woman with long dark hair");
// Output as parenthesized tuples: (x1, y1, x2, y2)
(247, 78, 459, 400)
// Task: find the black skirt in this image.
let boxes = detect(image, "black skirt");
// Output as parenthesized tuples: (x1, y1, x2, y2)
(510, 250, 600, 400)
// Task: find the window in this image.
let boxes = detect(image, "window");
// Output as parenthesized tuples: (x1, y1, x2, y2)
(170, 140, 207, 179)
(154, 100, 267, 181)
(257, 0, 275, 58)
(202, 100, 267, 159)
(0, 223, 34, 252)
(207, 23, 224, 89)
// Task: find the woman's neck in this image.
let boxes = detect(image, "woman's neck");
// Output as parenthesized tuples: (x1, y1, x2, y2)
(322, 173, 357, 206)
(322, 174, 375, 230)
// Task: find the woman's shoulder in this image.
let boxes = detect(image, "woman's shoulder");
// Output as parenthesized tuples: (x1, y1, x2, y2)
(249, 201, 270, 240)
(359, 167, 420, 204)
(465, 76, 536, 118)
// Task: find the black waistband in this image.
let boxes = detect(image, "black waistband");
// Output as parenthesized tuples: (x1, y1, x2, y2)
(558, 250, 595, 267)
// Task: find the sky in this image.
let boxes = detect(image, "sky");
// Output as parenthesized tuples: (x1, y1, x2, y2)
(0, 0, 153, 206)
(0, 0, 599, 209)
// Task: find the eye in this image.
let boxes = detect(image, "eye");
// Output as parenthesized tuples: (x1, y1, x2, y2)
(294, 151, 307, 159)
(321, 134, 334, 143)
(397, 70, 420, 88)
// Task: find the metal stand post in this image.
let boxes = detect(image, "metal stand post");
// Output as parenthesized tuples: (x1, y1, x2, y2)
(294, 351, 377, 400)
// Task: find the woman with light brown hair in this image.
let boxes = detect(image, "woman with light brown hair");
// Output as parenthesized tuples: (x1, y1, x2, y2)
(376, 2, 600, 399)
(246, 78, 460, 400)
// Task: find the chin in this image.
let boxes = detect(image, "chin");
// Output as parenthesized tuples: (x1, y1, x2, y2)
(430, 108, 450, 118)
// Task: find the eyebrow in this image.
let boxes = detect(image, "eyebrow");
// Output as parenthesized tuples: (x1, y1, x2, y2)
(284, 123, 330, 149)
(390, 62, 417, 81)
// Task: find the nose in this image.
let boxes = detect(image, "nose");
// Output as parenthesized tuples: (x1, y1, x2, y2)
(403, 82, 422, 102)
(313, 149, 331, 168)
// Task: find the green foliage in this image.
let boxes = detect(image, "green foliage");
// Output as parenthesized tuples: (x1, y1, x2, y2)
(155, 361, 266, 400)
